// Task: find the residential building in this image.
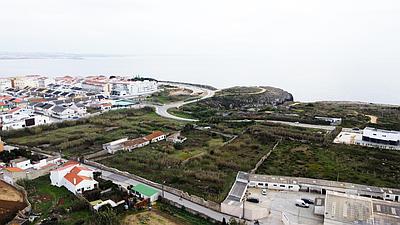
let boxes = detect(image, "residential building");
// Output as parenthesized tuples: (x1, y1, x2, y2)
(361, 127, 400, 146)
(50, 161, 98, 195)
(10, 157, 33, 170)
(0, 108, 49, 131)
(0, 78, 12, 92)
(315, 116, 342, 125)
(122, 138, 150, 151)
(167, 132, 187, 144)
(144, 131, 166, 143)
(103, 138, 129, 154)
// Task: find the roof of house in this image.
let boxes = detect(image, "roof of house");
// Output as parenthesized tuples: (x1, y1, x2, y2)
(69, 166, 93, 174)
(52, 106, 67, 113)
(132, 184, 159, 197)
(52, 161, 79, 171)
(5, 167, 24, 172)
(144, 131, 165, 141)
(64, 172, 92, 186)
(123, 138, 149, 147)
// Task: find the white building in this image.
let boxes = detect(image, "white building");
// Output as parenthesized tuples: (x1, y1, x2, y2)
(361, 127, 400, 146)
(10, 157, 33, 170)
(0, 78, 12, 92)
(110, 79, 158, 97)
(103, 138, 129, 154)
(144, 131, 166, 143)
(11, 75, 54, 89)
(0, 108, 49, 131)
(50, 161, 98, 195)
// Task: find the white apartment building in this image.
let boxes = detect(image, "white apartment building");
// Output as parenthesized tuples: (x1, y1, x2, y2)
(0, 78, 12, 92)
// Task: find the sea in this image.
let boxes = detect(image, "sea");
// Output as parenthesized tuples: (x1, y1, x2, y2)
(0, 55, 398, 105)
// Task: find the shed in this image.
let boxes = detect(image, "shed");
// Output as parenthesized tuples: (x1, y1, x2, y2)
(131, 184, 160, 202)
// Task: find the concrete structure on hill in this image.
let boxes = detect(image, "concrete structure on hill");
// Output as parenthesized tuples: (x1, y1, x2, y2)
(103, 138, 129, 154)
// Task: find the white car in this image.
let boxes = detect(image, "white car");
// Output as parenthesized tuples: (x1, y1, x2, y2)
(261, 189, 267, 195)
(295, 199, 310, 208)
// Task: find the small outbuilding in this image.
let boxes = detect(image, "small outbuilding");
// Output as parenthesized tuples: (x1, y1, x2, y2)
(131, 183, 160, 203)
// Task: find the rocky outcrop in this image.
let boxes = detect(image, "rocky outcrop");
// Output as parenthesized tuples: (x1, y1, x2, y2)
(203, 86, 293, 110)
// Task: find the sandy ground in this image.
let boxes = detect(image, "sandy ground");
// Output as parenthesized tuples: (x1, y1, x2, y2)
(122, 211, 181, 225)
(366, 115, 378, 124)
(168, 88, 195, 96)
(0, 180, 24, 202)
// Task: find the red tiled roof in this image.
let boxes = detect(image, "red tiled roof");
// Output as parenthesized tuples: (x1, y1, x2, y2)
(0, 102, 7, 106)
(63, 173, 91, 186)
(52, 161, 79, 171)
(144, 131, 165, 141)
(5, 167, 24, 172)
(123, 138, 149, 147)
(7, 107, 21, 114)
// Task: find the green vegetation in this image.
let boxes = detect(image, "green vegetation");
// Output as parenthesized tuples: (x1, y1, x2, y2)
(18, 176, 91, 225)
(157, 201, 215, 225)
(5, 108, 183, 157)
(257, 141, 400, 188)
(100, 128, 274, 202)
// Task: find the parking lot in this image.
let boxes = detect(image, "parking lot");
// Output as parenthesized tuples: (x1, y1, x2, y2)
(245, 188, 324, 225)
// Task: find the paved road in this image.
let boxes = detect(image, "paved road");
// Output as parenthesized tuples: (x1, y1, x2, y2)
(85, 163, 234, 222)
(144, 82, 217, 122)
(227, 119, 336, 132)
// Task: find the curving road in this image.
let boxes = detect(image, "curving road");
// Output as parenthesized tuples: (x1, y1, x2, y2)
(144, 82, 217, 122)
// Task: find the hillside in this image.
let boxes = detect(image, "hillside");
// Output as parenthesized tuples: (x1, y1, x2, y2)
(203, 86, 293, 110)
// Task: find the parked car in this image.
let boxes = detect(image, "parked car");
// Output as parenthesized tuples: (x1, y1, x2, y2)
(295, 199, 310, 208)
(247, 197, 260, 203)
(261, 189, 267, 195)
(301, 198, 314, 204)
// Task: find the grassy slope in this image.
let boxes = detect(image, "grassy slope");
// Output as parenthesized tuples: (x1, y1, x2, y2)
(6, 108, 184, 157)
(257, 141, 400, 188)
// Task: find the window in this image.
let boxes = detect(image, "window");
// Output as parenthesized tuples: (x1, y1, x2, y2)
(273, 184, 277, 187)
(289, 185, 293, 188)
(258, 183, 263, 186)
(280, 185, 285, 188)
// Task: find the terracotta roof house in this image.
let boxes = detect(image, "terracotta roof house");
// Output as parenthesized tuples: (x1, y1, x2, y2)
(144, 131, 166, 143)
(122, 138, 150, 151)
(50, 161, 98, 195)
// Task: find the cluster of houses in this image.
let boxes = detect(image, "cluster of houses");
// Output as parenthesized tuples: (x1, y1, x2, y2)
(1, 156, 62, 185)
(104, 131, 187, 154)
(0, 75, 160, 131)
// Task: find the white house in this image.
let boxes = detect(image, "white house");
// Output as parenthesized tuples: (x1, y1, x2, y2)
(10, 157, 33, 170)
(50, 161, 98, 195)
(103, 138, 129, 154)
(122, 138, 150, 151)
(361, 127, 400, 146)
(167, 132, 187, 144)
(144, 131, 166, 143)
(0, 78, 12, 92)
(0, 107, 49, 131)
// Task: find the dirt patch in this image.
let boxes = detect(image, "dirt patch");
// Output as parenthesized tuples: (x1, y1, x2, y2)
(366, 115, 378, 124)
(31, 194, 53, 203)
(168, 88, 194, 96)
(0, 180, 24, 202)
(122, 211, 181, 225)
(291, 145, 309, 153)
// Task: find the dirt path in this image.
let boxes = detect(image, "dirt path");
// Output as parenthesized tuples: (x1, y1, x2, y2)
(366, 115, 378, 124)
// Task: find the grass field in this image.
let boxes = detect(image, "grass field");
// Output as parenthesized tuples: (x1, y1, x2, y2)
(18, 175, 91, 224)
(5, 108, 184, 157)
(100, 129, 274, 202)
(257, 141, 400, 188)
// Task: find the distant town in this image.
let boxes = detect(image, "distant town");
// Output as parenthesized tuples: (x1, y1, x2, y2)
(0, 75, 399, 225)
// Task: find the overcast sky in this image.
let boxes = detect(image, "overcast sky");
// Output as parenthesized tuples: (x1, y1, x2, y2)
(1, 0, 400, 56)
(1, 0, 399, 104)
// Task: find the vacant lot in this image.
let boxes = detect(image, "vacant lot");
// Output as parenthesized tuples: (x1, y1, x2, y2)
(101, 128, 274, 202)
(18, 175, 91, 224)
(5, 108, 184, 157)
(123, 211, 180, 225)
(257, 141, 400, 188)
(0, 180, 24, 202)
